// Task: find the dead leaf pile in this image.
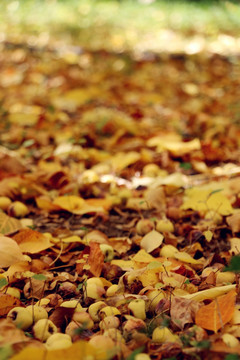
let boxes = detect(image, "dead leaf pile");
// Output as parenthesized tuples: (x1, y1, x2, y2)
(0, 42, 240, 359)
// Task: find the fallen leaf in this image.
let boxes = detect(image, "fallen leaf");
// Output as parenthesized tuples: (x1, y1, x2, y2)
(108, 237, 132, 254)
(174, 251, 203, 265)
(3, 261, 31, 283)
(0, 236, 25, 268)
(195, 289, 236, 332)
(140, 230, 164, 253)
(0, 212, 22, 235)
(53, 195, 104, 214)
(227, 213, 240, 233)
(10, 340, 96, 360)
(211, 340, 240, 356)
(170, 297, 201, 329)
(132, 249, 156, 264)
(147, 135, 201, 155)
(181, 187, 233, 216)
(49, 307, 75, 330)
(181, 284, 236, 302)
(12, 229, 52, 253)
(88, 242, 105, 277)
(0, 319, 28, 345)
(0, 294, 22, 316)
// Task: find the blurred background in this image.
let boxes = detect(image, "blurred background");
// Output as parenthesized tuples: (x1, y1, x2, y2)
(1, 0, 240, 54)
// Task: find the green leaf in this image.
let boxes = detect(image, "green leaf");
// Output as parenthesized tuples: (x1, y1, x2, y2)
(180, 162, 192, 170)
(184, 279, 190, 284)
(79, 226, 89, 231)
(190, 340, 211, 349)
(155, 282, 163, 289)
(0, 345, 13, 360)
(32, 274, 47, 281)
(125, 347, 144, 360)
(24, 331, 33, 338)
(0, 278, 8, 289)
(225, 355, 240, 360)
(223, 255, 240, 273)
(22, 139, 35, 148)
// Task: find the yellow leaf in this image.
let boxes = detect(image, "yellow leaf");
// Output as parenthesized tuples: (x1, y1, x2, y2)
(181, 187, 233, 215)
(181, 284, 236, 302)
(10, 341, 96, 360)
(8, 113, 38, 126)
(111, 259, 134, 270)
(140, 230, 164, 253)
(139, 267, 163, 287)
(174, 251, 203, 265)
(147, 135, 201, 155)
(0, 236, 25, 268)
(53, 196, 105, 214)
(110, 151, 141, 172)
(132, 249, 156, 263)
(203, 230, 213, 242)
(3, 261, 31, 283)
(53, 196, 85, 212)
(61, 236, 82, 244)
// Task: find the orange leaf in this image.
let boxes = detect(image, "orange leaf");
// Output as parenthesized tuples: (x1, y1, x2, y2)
(12, 229, 52, 253)
(85, 198, 112, 211)
(0, 293, 22, 316)
(88, 242, 104, 277)
(195, 289, 236, 332)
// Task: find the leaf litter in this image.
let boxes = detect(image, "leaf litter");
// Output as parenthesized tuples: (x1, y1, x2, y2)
(0, 40, 240, 359)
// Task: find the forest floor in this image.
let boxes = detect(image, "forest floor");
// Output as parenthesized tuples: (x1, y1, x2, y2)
(0, 1, 240, 360)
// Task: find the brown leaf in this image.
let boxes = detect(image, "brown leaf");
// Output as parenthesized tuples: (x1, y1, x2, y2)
(24, 278, 46, 299)
(226, 213, 240, 233)
(88, 242, 104, 277)
(0, 293, 22, 316)
(211, 340, 240, 355)
(0, 212, 22, 235)
(108, 237, 131, 254)
(49, 307, 75, 330)
(0, 319, 28, 346)
(195, 289, 236, 332)
(0, 154, 26, 175)
(170, 297, 201, 330)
